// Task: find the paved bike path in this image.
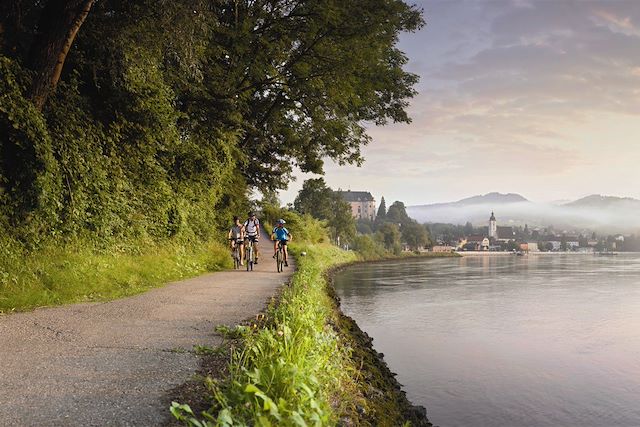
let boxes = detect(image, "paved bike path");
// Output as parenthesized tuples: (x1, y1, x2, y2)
(0, 255, 294, 426)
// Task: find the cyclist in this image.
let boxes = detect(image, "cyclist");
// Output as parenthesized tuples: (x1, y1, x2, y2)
(228, 216, 245, 265)
(272, 219, 292, 267)
(243, 211, 261, 264)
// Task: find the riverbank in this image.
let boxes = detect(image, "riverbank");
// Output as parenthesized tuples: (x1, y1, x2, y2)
(170, 244, 433, 426)
(326, 267, 433, 426)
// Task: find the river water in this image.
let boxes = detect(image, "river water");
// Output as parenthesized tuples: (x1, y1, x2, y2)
(334, 254, 640, 427)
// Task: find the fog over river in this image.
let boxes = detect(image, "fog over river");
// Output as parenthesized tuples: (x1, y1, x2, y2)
(334, 254, 640, 427)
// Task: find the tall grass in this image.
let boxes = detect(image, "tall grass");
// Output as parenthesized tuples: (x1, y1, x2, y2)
(171, 244, 358, 426)
(0, 237, 231, 313)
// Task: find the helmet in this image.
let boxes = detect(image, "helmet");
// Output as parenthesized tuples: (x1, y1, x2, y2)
(277, 219, 286, 225)
(248, 211, 255, 217)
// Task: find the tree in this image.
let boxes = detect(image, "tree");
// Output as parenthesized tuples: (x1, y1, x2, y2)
(293, 178, 335, 220)
(0, 0, 423, 246)
(402, 222, 429, 251)
(356, 219, 374, 235)
(26, 0, 96, 110)
(464, 221, 474, 236)
(330, 197, 357, 246)
(293, 178, 355, 245)
(206, 0, 424, 189)
(376, 222, 401, 255)
(386, 201, 411, 226)
(376, 196, 387, 220)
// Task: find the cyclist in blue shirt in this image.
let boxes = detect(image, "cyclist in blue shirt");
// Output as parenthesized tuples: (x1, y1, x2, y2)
(272, 219, 292, 267)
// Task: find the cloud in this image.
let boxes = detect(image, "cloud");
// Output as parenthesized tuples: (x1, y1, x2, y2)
(283, 0, 640, 206)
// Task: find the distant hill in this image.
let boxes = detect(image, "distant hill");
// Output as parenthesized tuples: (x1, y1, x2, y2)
(564, 195, 640, 209)
(413, 192, 529, 209)
(407, 193, 640, 233)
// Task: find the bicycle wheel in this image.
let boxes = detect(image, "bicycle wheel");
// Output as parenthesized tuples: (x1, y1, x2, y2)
(247, 244, 254, 271)
(232, 246, 239, 269)
(276, 246, 283, 273)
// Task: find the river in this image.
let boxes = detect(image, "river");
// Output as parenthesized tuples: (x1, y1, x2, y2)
(334, 254, 640, 427)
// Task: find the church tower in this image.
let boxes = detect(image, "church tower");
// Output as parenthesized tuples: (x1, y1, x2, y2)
(489, 211, 497, 239)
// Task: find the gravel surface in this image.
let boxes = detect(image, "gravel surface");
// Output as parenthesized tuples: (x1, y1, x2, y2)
(0, 255, 294, 426)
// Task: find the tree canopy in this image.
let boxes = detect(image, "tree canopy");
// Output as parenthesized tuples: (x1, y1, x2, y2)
(293, 178, 355, 244)
(0, 0, 423, 245)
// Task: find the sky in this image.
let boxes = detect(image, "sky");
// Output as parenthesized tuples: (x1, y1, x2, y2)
(279, 0, 640, 207)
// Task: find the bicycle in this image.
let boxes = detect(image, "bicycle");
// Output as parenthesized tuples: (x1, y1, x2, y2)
(275, 240, 286, 273)
(230, 240, 241, 270)
(245, 237, 257, 271)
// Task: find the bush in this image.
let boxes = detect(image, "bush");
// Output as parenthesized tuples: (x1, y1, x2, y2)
(261, 204, 328, 244)
(352, 234, 387, 260)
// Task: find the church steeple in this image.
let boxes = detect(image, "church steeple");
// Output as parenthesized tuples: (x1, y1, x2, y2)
(489, 211, 497, 239)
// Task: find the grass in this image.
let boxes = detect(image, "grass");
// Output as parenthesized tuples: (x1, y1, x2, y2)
(171, 243, 436, 426)
(0, 237, 231, 313)
(171, 243, 360, 426)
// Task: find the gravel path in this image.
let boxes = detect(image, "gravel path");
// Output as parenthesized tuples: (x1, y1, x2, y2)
(0, 255, 294, 426)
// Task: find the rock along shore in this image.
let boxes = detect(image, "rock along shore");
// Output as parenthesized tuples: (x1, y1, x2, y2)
(326, 265, 433, 427)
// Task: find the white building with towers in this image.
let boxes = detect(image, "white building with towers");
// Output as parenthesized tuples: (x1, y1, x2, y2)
(489, 211, 497, 239)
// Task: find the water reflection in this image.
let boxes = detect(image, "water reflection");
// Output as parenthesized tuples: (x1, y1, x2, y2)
(334, 254, 640, 427)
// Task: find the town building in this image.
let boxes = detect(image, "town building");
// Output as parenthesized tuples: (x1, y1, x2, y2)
(565, 236, 580, 250)
(336, 190, 376, 221)
(496, 226, 516, 242)
(464, 235, 490, 251)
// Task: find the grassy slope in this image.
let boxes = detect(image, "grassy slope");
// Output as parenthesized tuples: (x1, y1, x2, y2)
(0, 239, 231, 313)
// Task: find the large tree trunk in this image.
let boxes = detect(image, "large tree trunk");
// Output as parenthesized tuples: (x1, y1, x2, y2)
(26, 0, 95, 110)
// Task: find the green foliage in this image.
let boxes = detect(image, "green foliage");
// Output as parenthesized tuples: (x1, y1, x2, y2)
(172, 244, 358, 426)
(293, 179, 335, 220)
(376, 222, 402, 255)
(0, 0, 422, 312)
(193, 345, 225, 356)
(293, 178, 356, 245)
(0, 56, 61, 230)
(262, 204, 328, 244)
(205, 0, 424, 189)
(352, 234, 387, 260)
(375, 196, 387, 227)
(385, 201, 412, 226)
(401, 222, 431, 251)
(356, 218, 374, 235)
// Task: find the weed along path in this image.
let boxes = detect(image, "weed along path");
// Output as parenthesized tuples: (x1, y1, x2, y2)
(0, 257, 294, 426)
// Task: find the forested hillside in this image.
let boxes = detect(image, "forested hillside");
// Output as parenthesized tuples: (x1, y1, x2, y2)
(0, 0, 422, 310)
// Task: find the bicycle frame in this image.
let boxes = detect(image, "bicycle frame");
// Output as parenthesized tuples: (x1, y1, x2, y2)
(245, 238, 256, 271)
(276, 240, 285, 273)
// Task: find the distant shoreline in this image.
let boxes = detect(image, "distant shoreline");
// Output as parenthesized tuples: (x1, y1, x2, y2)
(457, 251, 617, 256)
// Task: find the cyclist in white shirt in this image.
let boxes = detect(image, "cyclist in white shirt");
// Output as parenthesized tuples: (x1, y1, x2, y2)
(243, 211, 261, 264)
